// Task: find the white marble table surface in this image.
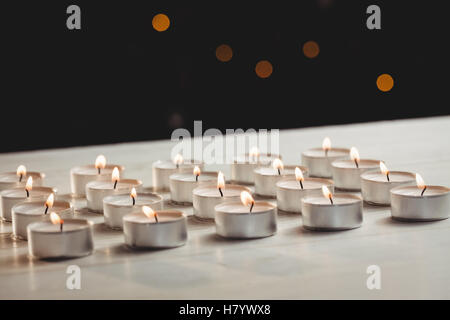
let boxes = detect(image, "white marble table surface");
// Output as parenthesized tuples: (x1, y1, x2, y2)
(1, 116, 450, 299)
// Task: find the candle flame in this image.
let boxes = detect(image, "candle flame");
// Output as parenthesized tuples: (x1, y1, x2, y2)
(416, 173, 425, 189)
(322, 137, 331, 151)
(272, 158, 284, 171)
(25, 176, 33, 192)
(249, 146, 260, 158)
(95, 155, 106, 170)
(50, 212, 63, 225)
(295, 167, 304, 182)
(379, 161, 389, 175)
(193, 166, 201, 176)
(350, 147, 360, 164)
(240, 191, 254, 207)
(217, 171, 225, 189)
(322, 185, 333, 200)
(173, 154, 183, 166)
(130, 187, 137, 199)
(45, 193, 54, 208)
(16, 165, 26, 177)
(112, 167, 120, 183)
(142, 206, 156, 219)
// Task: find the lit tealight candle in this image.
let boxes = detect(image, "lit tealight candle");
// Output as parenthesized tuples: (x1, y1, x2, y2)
(214, 191, 277, 239)
(192, 172, 251, 219)
(276, 167, 334, 213)
(331, 147, 381, 190)
(302, 137, 350, 178)
(70, 155, 125, 196)
(254, 159, 308, 198)
(169, 166, 217, 204)
(0, 177, 56, 222)
(85, 167, 142, 213)
(103, 189, 163, 230)
(123, 206, 187, 249)
(301, 186, 363, 231)
(360, 162, 416, 205)
(152, 154, 203, 191)
(0, 165, 45, 192)
(390, 174, 450, 221)
(231, 146, 280, 184)
(27, 212, 94, 259)
(12, 193, 72, 240)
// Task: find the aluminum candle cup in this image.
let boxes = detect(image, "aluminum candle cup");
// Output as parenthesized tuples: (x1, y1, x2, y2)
(86, 179, 143, 213)
(231, 153, 280, 184)
(123, 210, 187, 248)
(0, 187, 56, 222)
(361, 171, 416, 205)
(331, 159, 380, 191)
(169, 171, 217, 204)
(27, 219, 94, 259)
(276, 177, 334, 213)
(254, 165, 308, 198)
(152, 160, 203, 192)
(12, 200, 72, 240)
(193, 184, 251, 219)
(214, 201, 277, 239)
(301, 194, 363, 231)
(301, 148, 350, 178)
(0, 171, 44, 192)
(103, 192, 163, 229)
(390, 186, 450, 221)
(70, 164, 124, 196)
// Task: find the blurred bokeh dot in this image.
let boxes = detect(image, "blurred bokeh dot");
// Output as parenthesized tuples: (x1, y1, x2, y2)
(168, 112, 184, 129)
(152, 13, 170, 32)
(303, 41, 320, 58)
(215, 44, 233, 62)
(255, 60, 273, 79)
(376, 74, 394, 92)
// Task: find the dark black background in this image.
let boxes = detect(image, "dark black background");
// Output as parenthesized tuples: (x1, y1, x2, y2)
(2, 1, 448, 153)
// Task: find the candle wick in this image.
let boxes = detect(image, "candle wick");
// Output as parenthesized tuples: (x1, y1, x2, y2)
(176, 164, 179, 169)
(219, 188, 223, 197)
(196, 174, 199, 182)
(60, 223, 63, 232)
(154, 214, 159, 223)
(250, 202, 254, 213)
(386, 173, 390, 182)
(354, 159, 359, 168)
(19, 174, 23, 182)
(44, 205, 48, 214)
(325, 149, 328, 157)
(421, 186, 427, 196)
(299, 180, 304, 189)
(132, 197, 135, 206)
(277, 169, 281, 175)
(98, 168, 101, 174)
(113, 180, 118, 189)
(329, 196, 334, 205)
(26, 190, 29, 198)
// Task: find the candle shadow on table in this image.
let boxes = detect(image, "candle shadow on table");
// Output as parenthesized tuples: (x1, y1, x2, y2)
(0, 233, 28, 249)
(73, 208, 104, 223)
(186, 216, 215, 228)
(104, 243, 180, 257)
(198, 233, 267, 246)
(376, 216, 446, 227)
(92, 223, 123, 235)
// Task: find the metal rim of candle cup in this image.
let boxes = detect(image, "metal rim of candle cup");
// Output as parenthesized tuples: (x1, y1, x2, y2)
(301, 148, 349, 178)
(0, 171, 46, 181)
(331, 159, 380, 191)
(276, 176, 334, 214)
(214, 201, 277, 239)
(12, 201, 73, 240)
(87, 179, 142, 191)
(193, 184, 252, 199)
(390, 185, 450, 221)
(301, 147, 350, 159)
(169, 171, 218, 205)
(233, 153, 281, 164)
(28, 218, 94, 235)
(152, 160, 204, 192)
(254, 165, 308, 198)
(360, 170, 416, 206)
(103, 192, 163, 208)
(301, 194, 363, 231)
(70, 164, 125, 177)
(1, 186, 57, 199)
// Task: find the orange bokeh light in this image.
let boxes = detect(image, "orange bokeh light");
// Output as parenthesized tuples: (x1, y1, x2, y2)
(255, 60, 273, 79)
(152, 13, 170, 32)
(376, 74, 394, 92)
(303, 41, 320, 58)
(215, 44, 233, 62)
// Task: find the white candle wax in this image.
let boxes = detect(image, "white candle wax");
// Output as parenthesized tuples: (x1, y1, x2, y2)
(12, 200, 72, 240)
(276, 177, 334, 213)
(0, 186, 56, 222)
(361, 170, 415, 205)
(254, 165, 308, 198)
(123, 210, 187, 248)
(103, 192, 163, 229)
(169, 171, 217, 204)
(331, 159, 380, 190)
(27, 219, 94, 259)
(86, 179, 143, 213)
(152, 160, 203, 191)
(301, 148, 350, 178)
(70, 164, 124, 196)
(193, 184, 251, 219)
(231, 153, 280, 184)
(0, 171, 45, 192)
(391, 185, 450, 221)
(214, 201, 277, 238)
(301, 194, 363, 231)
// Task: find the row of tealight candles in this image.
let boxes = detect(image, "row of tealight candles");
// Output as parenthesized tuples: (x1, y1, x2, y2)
(0, 138, 449, 260)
